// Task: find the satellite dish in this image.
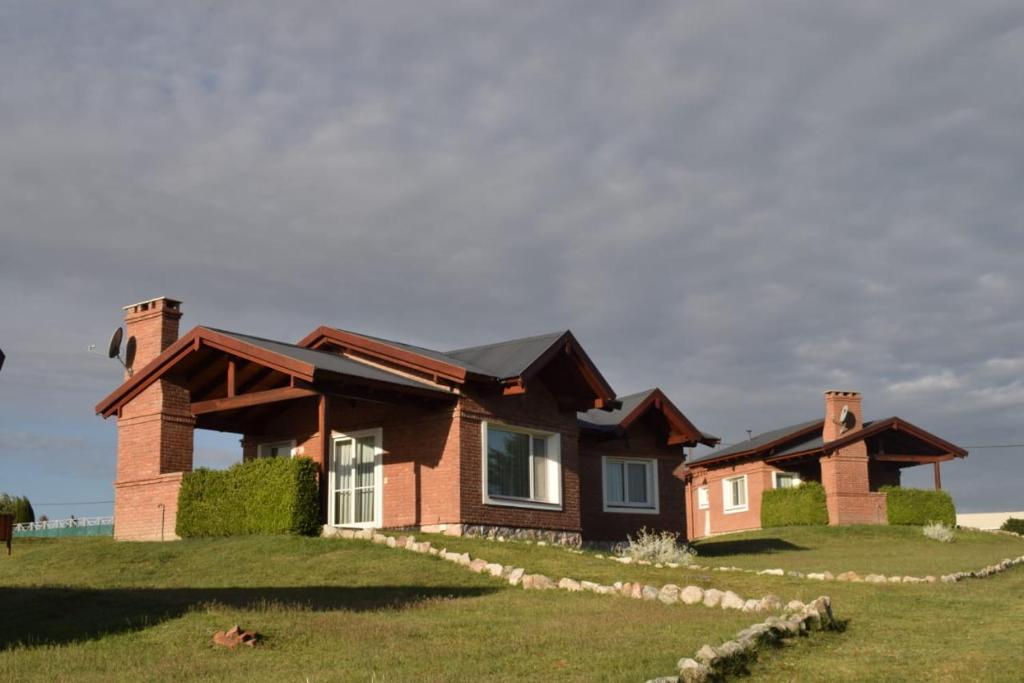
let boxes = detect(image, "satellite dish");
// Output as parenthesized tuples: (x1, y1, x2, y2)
(107, 327, 124, 359)
(0, 347, 5, 374)
(838, 405, 856, 432)
(124, 336, 137, 372)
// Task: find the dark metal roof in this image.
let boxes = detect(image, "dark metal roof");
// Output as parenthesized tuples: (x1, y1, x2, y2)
(324, 328, 494, 376)
(768, 419, 887, 457)
(687, 419, 823, 465)
(209, 329, 452, 394)
(444, 331, 568, 380)
(577, 389, 655, 429)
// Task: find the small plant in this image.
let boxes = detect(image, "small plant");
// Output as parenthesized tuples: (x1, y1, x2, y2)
(923, 521, 955, 543)
(1000, 517, 1024, 535)
(619, 527, 698, 565)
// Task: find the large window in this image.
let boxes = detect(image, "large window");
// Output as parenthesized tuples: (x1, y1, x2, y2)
(722, 475, 748, 513)
(603, 457, 658, 513)
(483, 422, 561, 509)
(774, 472, 801, 489)
(257, 440, 295, 459)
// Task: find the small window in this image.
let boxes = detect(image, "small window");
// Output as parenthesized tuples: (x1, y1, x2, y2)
(774, 472, 801, 489)
(483, 422, 561, 509)
(258, 440, 295, 459)
(722, 475, 748, 513)
(603, 457, 658, 513)
(697, 486, 709, 510)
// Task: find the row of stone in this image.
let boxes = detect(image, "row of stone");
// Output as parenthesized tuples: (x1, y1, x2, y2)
(326, 527, 821, 619)
(591, 550, 1024, 586)
(647, 596, 838, 683)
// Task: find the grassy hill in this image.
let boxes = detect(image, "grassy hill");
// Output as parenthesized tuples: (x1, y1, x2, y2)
(1, 527, 1022, 681)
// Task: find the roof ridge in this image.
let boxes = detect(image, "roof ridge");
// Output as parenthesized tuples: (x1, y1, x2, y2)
(444, 330, 568, 355)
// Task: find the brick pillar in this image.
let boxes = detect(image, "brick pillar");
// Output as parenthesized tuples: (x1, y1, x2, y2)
(114, 297, 194, 541)
(819, 391, 884, 525)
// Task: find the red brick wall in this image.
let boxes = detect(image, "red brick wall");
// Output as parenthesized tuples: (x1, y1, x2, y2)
(457, 383, 581, 533)
(579, 420, 687, 541)
(685, 460, 782, 539)
(113, 298, 193, 541)
(242, 396, 462, 529)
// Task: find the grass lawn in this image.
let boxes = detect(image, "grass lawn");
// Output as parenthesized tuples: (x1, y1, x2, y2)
(0, 536, 753, 682)
(392, 527, 1024, 682)
(692, 525, 1024, 576)
(3, 528, 1023, 682)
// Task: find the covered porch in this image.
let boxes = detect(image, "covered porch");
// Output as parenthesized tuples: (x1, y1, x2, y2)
(97, 327, 457, 534)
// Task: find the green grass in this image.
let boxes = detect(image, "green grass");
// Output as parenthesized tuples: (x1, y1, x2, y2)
(692, 525, 1024, 576)
(397, 528, 1024, 682)
(0, 537, 753, 682)
(4, 528, 1023, 682)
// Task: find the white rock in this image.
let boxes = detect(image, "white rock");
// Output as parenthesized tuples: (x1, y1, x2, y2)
(485, 563, 504, 577)
(758, 568, 785, 576)
(507, 567, 525, 586)
(680, 586, 704, 605)
(702, 589, 723, 607)
(720, 591, 745, 610)
(558, 577, 582, 591)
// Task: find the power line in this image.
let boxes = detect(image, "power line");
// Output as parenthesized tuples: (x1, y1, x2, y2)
(961, 444, 1024, 449)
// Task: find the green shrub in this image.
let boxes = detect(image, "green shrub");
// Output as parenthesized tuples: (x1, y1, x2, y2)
(0, 494, 34, 523)
(761, 481, 829, 528)
(880, 486, 956, 526)
(1001, 517, 1024, 535)
(177, 457, 320, 537)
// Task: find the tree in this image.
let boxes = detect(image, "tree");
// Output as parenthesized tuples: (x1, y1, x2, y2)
(13, 497, 34, 524)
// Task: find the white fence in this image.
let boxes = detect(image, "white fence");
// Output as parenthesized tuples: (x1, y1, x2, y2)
(14, 516, 114, 535)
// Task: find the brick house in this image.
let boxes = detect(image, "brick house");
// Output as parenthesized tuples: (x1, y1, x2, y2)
(96, 297, 717, 543)
(684, 391, 968, 540)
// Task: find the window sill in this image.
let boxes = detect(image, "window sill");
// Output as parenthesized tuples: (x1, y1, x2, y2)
(602, 504, 660, 515)
(723, 506, 749, 515)
(485, 497, 563, 512)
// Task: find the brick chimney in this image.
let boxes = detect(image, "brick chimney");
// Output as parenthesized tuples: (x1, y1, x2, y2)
(819, 391, 885, 525)
(114, 297, 194, 541)
(123, 297, 182, 375)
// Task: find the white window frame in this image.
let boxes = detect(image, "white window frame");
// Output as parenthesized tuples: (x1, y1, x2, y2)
(697, 486, 709, 510)
(722, 474, 749, 514)
(257, 439, 296, 459)
(481, 421, 562, 511)
(328, 427, 384, 529)
(773, 471, 801, 489)
(601, 456, 659, 514)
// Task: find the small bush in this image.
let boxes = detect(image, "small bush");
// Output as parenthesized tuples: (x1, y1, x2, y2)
(619, 527, 697, 565)
(923, 521, 955, 543)
(1001, 518, 1024, 535)
(177, 457, 320, 537)
(761, 481, 829, 528)
(880, 486, 956, 526)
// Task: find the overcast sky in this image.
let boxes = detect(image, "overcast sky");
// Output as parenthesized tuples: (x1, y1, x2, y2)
(2, 2, 1023, 521)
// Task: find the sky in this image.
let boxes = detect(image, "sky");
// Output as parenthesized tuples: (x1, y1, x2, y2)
(1, 1, 1023, 521)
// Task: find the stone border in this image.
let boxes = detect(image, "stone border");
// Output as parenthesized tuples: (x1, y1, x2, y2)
(323, 527, 809, 616)
(575, 544, 1024, 586)
(647, 596, 839, 683)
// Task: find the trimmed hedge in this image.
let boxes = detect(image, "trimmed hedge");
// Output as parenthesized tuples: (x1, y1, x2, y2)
(1001, 518, 1024, 535)
(177, 457, 320, 537)
(880, 486, 956, 527)
(761, 481, 829, 528)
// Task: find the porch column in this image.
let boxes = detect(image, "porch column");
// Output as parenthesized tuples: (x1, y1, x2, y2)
(933, 461, 942, 490)
(318, 393, 331, 524)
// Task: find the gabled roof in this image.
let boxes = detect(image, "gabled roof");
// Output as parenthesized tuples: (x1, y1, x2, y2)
(444, 331, 568, 380)
(299, 326, 616, 406)
(578, 388, 720, 447)
(95, 326, 451, 418)
(687, 416, 967, 467)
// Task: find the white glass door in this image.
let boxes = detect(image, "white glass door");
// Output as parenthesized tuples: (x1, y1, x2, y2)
(329, 429, 381, 528)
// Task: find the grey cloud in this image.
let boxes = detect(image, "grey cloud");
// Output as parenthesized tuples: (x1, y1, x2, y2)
(2, 1, 1023, 513)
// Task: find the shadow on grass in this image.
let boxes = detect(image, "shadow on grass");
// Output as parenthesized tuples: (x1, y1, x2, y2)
(0, 584, 498, 651)
(694, 538, 811, 558)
